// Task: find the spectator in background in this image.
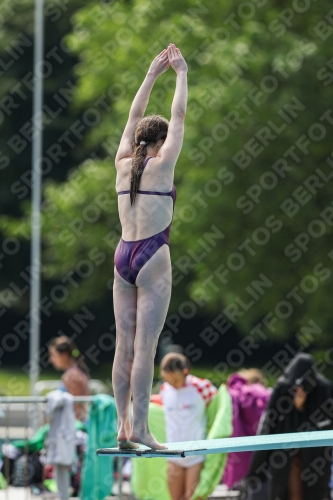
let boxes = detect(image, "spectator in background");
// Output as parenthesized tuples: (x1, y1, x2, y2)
(247, 353, 333, 500)
(48, 336, 90, 422)
(160, 352, 217, 500)
(223, 368, 271, 490)
(239, 368, 267, 386)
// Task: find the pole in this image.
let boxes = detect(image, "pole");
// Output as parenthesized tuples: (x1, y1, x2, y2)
(118, 457, 123, 500)
(29, 0, 44, 397)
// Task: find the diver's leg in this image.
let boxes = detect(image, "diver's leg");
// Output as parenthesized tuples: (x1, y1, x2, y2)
(129, 244, 172, 449)
(112, 266, 138, 448)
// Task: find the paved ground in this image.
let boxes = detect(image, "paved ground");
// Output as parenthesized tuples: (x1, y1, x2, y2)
(0, 488, 64, 499)
(0, 488, 129, 500)
(0, 481, 132, 500)
(0, 484, 241, 499)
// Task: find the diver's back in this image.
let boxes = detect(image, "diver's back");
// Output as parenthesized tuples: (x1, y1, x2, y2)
(116, 157, 175, 242)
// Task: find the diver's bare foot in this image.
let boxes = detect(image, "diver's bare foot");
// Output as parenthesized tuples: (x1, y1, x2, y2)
(129, 430, 167, 450)
(117, 419, 137, 448)
(118, 439, 140, 449)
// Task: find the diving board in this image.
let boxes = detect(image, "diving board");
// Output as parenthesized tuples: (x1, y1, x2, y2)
(96, 430, 333, 458)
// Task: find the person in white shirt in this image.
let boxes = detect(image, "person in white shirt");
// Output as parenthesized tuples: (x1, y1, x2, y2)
(160, 352, 217, 500)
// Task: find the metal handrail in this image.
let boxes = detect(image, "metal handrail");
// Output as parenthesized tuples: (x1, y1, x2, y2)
(34, 379, 108, 396)
(0, 396, 95, 403)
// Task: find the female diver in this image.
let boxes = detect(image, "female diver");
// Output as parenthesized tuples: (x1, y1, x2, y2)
(112, 43, 188, 449)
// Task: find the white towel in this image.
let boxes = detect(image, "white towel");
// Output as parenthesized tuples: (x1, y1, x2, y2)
(45, 390, 76, 466)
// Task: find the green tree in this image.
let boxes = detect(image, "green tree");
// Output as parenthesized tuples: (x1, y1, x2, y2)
(2, 0, 333, 346)
(0, 0, 95, 315)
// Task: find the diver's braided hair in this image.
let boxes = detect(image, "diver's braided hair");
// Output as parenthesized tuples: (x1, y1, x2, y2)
(130, 115, 169, 205)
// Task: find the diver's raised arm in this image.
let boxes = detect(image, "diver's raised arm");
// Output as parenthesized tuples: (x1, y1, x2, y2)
(129, 50, 170, 119)
(115, 50, 170, 165)
(169, 45, 188, 118)
(158, 44, 188, 169)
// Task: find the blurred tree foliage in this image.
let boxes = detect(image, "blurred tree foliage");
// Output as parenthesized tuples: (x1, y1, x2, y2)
(0, 0, 94, 312)
(2, 0, 333, 343)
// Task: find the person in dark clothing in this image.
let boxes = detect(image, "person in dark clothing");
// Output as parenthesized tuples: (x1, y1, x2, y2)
(246, 353, 333, 500)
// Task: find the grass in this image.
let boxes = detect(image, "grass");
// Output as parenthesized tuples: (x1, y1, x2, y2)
(0, 363, 276, 396)
(0, 365, 115, 396)
(0, 368, 60, 396)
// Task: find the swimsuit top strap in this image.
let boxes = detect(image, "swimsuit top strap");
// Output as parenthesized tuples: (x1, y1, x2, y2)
(117, 157, 153, 195)
(141, 156, 153, 174)
(142, 158, 176, 202)
(117, 157, 176, 197)
(171, 183, 176, 207)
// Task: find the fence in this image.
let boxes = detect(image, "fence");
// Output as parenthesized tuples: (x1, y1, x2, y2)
(0, 396, 126, 500)
(0, 396, 242, 500)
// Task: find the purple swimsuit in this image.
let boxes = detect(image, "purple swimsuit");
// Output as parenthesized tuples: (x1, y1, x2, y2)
(114, 157, 176, 285)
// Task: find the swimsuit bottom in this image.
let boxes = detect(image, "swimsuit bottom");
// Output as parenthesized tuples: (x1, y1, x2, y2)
(166, 454, 204, 468)
(115, 157, 176, 285)
(114, 224, 170, 285)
